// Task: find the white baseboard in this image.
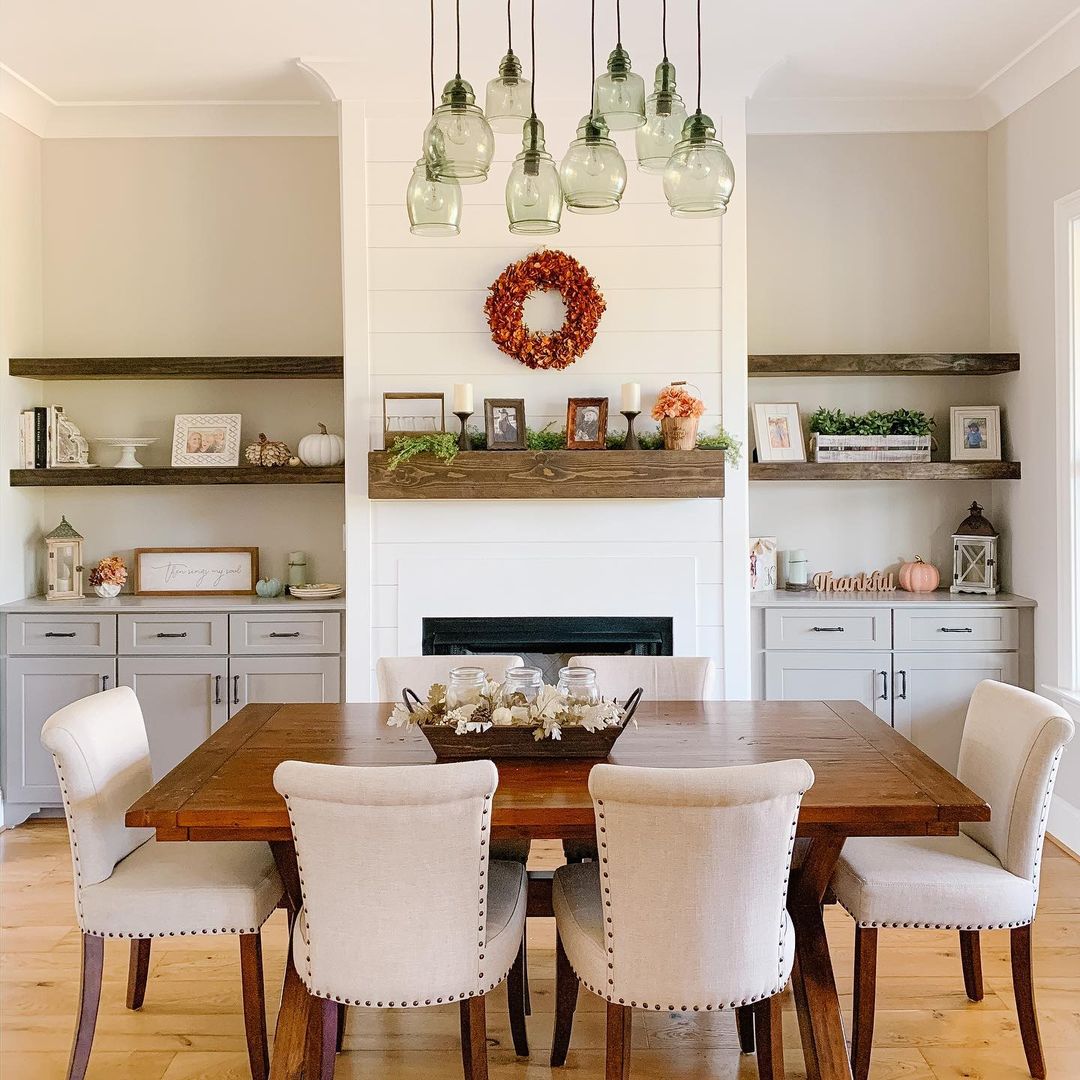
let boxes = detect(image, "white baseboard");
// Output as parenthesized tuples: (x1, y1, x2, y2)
(1048, 794, 1080, 858)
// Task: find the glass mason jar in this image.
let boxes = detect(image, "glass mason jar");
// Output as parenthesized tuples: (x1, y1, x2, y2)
(447, 666, 487, 709)
(557, 666, 599, 706)
(503, 666, 543, 705)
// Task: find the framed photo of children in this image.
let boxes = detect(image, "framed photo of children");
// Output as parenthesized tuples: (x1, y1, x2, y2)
(752, 403, 806, 463)
(171, 414, 242, 466)
(566, 397, 608, 450)
(484, 398, 527, 450)
(950, 406, 1001, 461)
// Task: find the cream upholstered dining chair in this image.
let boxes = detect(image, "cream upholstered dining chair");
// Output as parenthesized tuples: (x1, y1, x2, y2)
(831, 681, 1074, 1080)
(376, 653, 532, 1053)
(40, 687, 283, 1080)
(568, 654, 716, 703)
(550, 759, 814, 1080)
(272, 759, 528, 1080)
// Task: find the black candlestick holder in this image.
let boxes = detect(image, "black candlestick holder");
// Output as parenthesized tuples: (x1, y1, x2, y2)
(454, 411, 473, 451)
(621, 410, 641, 451)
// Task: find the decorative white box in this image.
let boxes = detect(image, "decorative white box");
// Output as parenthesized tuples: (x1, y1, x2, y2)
(812, 435, 931, 463)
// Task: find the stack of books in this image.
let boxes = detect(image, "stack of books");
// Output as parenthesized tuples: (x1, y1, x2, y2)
(18, 405, 63, 468)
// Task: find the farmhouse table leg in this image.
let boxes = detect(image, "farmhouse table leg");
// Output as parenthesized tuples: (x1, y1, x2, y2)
(269, 841, 313, 1080)
(787, 835, 851, 1080)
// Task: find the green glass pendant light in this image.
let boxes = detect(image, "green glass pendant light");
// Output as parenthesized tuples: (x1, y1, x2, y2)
(593, 0, 646, 130)
(423, 0, 495, 184)
(506, 0, 563, 235)
(485, 0, 532, 133)
(636, 0, 688, 173)
(663, 0, 735, 217)
(559, 0, 627, 215)
(407, 0, 462, 235)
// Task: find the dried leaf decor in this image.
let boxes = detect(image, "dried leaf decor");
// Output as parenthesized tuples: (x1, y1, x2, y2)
(484, 250, 606, 371)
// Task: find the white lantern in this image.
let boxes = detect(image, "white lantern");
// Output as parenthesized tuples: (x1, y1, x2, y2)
(45, 516, 85, 601)
(950, 502, 998, 595)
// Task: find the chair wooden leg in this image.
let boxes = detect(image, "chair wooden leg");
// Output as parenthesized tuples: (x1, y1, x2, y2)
(304, 994, 338, 1080)
(522, 919, 531, 1015)
(67, 933, 104, 1080)
(550, 930, 579, 1067)
(336, 1002, 346, 1053)
(1011, 924, 1046, 1079)
(735, 1004, 756, 1053)
(459, 995, 488, 1080)
(506, 936, 530, 1056)
(605, 1001, 632, 1080)
(754, 996, 785, 1080)
(850, 925, 878, 1080)
(125, 938, 151, 1011)
(239, 932, 269, 1080)
(959, 929, 984, 1002)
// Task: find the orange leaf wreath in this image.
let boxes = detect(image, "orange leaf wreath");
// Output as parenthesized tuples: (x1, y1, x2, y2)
(484, 250, 605, 371)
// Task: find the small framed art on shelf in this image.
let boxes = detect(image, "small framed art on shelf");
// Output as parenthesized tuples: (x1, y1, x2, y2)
(171, 414, 242, 466)
(484, 398, 527, 450)
(752, 403, 806, 462)
(567, 397, 608, 450)
(950, 406, 1002, 461)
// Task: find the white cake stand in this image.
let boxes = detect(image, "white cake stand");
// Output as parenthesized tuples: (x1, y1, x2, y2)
(94, 437, 158, 468)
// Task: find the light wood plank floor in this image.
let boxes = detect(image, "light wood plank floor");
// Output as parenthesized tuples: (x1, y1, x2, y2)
(1, 822, 1078, 1079)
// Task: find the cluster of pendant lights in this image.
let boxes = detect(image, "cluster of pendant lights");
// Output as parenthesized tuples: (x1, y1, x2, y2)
(407, 0, 735, 237)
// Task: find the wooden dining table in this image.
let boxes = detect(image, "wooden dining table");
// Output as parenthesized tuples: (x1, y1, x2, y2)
(127, 698, 989, 1080)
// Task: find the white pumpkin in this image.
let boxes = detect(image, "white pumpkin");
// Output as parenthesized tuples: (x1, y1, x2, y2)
(298, 423, 345, 467)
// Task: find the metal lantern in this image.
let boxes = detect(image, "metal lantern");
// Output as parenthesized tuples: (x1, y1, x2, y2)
(951, 501, 998, 595)
(44, 516, 85, 601)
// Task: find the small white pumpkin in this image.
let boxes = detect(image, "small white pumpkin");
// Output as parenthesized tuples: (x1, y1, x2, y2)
(298, 422, 345, 467)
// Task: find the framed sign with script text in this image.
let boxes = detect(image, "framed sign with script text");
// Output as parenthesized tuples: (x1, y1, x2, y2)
(133, 547, 259, 596)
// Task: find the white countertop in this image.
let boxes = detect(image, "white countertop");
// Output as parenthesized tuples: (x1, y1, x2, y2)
(751, 589, 1035, 608)
(0, 594, 346, 614)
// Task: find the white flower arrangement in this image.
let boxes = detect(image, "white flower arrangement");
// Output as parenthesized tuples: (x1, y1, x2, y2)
(387, 679, 630, 742)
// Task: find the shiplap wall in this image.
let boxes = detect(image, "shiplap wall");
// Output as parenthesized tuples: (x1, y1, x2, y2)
(362, 109, 726, 694)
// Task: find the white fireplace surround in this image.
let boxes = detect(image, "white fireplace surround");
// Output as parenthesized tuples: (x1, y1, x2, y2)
(395, 557, 699, 659)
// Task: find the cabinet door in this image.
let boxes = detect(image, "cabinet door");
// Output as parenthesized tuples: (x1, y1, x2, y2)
(229, 656, 341, 717)
(3, 657, 116, 806)
(764, 652, 892, 722)
(118, 657, 229, 779)
(892, 652, 1019, 774)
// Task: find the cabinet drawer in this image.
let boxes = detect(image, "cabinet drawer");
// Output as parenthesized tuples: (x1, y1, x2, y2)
(5, 614, 116, 656)
(118, 613, 228, 655)
(229, 612, 340, 655)
(764, 607, 891, 650)
(894, 607, 1018, 651)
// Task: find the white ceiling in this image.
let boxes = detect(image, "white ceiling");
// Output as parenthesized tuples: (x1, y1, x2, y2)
(2, 1, 1078, 133)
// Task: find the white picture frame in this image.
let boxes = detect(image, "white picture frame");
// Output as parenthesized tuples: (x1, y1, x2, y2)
(752, 403, 806, 463)
(171, 414, 242, 466)
(950, 406, 1001, 461)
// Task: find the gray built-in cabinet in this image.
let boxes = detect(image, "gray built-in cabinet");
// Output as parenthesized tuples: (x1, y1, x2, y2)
(1, 596, 344, 827)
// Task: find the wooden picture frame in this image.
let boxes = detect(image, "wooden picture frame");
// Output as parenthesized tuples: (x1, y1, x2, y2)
(171, 414, 242, 466)
(484, 398, 527, 450)
(133, 547, 259, 596)
(566, 397, 608, 450)
(752, 403, 806, 463)
(950, 406, 1002, 461)
(383, 392, 445, 449)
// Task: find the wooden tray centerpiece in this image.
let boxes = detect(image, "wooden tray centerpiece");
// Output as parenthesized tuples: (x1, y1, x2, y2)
(389, 681, 642, 762)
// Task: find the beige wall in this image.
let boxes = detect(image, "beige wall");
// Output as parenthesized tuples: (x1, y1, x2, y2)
(989, 68, 1080, 820)
(0, 115, 44, 603)
(748, 132, 994, 575)
(33, 136, 346, 587)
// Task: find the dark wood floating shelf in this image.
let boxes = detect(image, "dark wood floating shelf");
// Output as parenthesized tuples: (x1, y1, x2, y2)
(750, 461, 1021, 481)
(10, 466, 344, 487)
(368, 450, 725, 500)
(748, 353, 1020, 377)
(8, 356, 344, 380)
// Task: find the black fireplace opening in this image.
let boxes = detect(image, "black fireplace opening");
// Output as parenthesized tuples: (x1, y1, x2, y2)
(422, 616, 673, 684)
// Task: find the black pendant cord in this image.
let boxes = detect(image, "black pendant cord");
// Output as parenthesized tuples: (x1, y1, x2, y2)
(695, 0, 702, 112)
(455, 0, 462, 79)
(507, 0, 513, 52)
(589, 0, 597, 117)
(529, 0, 537, 118)
(662, 0, 668, 61)
(429, 0, 436, 114)
(616, 0, 622, 46)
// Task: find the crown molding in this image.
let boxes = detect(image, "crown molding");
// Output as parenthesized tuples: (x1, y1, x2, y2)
(0, 64, 53, 136)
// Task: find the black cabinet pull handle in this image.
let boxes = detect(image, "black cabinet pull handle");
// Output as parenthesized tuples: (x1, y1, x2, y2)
(155, 631, 188, 638)
(102, 675, 110, 691)
(940, 627, 973, 633)
(811, 626, 845, 633)
(214, 675, 222, 705)
(879, 670, 888, 701)
(896, 670, 908, 700)
(233, 674, 240, 705)
(45, 631, 77, 638)
(269, 631, 301, 638)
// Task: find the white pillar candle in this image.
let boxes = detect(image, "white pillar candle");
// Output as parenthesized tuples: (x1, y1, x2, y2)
(787, 549, 808, 586)
(452, 383, 474, 414)
(621, 382, 641, 412)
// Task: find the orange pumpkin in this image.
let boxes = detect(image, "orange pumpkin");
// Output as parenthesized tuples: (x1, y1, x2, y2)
(898, 556, 940, 593)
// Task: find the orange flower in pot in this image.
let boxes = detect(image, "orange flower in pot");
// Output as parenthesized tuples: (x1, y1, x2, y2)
(652, 382, 706, 450)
